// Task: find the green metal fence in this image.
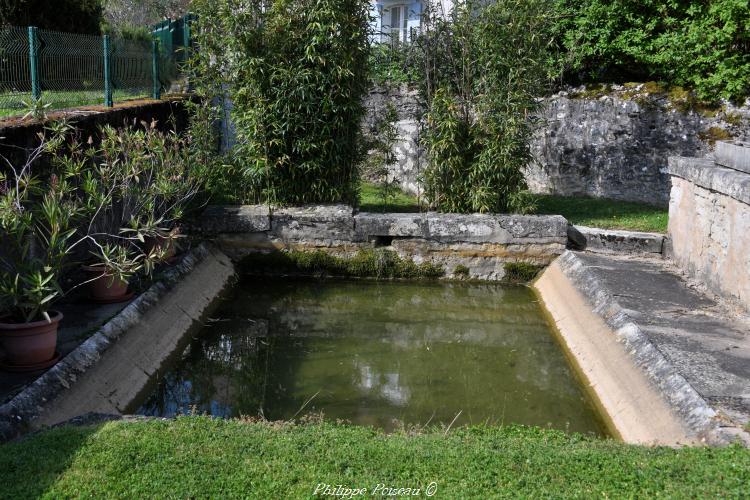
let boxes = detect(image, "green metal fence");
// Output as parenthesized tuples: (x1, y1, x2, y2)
(0, 18, 192, 119)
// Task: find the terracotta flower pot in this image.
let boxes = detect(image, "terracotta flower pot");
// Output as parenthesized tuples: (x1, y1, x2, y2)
(144, 232, 178, 263)
(82, 265, 132, 303)
(0, 311, 61, 371)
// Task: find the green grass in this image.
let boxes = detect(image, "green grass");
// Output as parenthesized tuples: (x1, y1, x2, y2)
(1, 418, 749, 498)
(534, 194, 668, 233)
(358, 184, 668, 233)
(359, 182, 422, 213)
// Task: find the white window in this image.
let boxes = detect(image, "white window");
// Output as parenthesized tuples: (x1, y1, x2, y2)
(385, 5, 408, 43)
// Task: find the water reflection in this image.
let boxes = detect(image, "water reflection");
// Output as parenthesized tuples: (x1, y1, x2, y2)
(139, 279, 604, 435)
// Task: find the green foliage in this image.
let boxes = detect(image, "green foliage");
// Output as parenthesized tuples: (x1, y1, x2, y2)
(421, 0, 553, 214)
(555, 0, 750, 103)
(50, 122, 200, 279)
(3, 418, 750, 498)
(0, 0, 103, 34)
(362, 102, 403, 211)
(240, 248, 444, 279)
(0, 126, 82, 322)
(189, 0, 371, 206)
(534, 195, 669, 233)
(503, 262, 543, 283)
(368, 43, 421, 86)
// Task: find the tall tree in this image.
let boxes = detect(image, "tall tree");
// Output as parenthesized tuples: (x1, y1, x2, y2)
(0, 0, 103, 34)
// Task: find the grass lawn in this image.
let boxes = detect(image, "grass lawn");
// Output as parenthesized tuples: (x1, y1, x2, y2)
(359, 182, 423, 213)
(1, 418, 748, 498)
(359, 184, 668, 233)
(534, 194, 668, 233)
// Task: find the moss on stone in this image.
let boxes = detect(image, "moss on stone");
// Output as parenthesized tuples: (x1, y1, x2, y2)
(698, 126, 734, 145)
(568, 83, 611, 100)
(240, 248, 444, 279)
(503, 262, 544, 283)
(453, 264, 470, 279)
(723, 111, 743, 127)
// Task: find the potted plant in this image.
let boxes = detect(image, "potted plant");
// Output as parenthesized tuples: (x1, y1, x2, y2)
(0, 135, 81, 371)
(61, 123, 199, 301)
(80, 243, 142, 303)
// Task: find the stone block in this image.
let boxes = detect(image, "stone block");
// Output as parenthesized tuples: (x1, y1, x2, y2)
(354, 213, 428, 241)
(715, 141, 750, 174)
(271, 204, 355, 243)
(201, 205, 270, 234)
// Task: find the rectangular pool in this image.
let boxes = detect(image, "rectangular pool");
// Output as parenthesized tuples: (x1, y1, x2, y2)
(138, 279, 604, 435)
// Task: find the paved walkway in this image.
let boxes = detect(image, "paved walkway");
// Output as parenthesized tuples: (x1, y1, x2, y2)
(576, 252, 750, 429)
(0, 301, 129, 405)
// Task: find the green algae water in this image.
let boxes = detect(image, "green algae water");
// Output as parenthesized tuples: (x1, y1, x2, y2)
(138, 279, 604, 435)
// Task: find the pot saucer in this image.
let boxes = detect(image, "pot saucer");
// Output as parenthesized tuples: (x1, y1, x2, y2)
(0, 351, 60, 372)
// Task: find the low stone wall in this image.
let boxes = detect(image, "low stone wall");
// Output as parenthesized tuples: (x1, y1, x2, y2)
(667, 145, 750, 312)
(0, 96, 192, 170)
(198, 205, 568, 280)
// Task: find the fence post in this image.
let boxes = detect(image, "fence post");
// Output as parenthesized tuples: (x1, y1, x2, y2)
(27, 27, 40, 101)
(151, 39, 160, 99)
(103, 35, 113, 107)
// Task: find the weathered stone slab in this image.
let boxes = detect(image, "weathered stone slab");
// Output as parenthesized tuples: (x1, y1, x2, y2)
(574, 225, 665, 255)
(354, 213, 428, 241)
(200, 205, 271, 234)
(425, 214, 567, 244)
(668, 156, 750, 206)
(715, 140, 750, 174)
(271, 204, 355, 243)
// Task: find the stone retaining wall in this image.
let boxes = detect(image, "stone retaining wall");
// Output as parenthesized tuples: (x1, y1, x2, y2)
(361, 85, 750, 207)
(198, 205, 568, 280)
(667, 143, 750, 312)
(0, 96, 192, 171)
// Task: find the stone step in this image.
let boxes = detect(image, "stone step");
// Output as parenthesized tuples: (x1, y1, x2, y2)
(567, 225, 665, 255)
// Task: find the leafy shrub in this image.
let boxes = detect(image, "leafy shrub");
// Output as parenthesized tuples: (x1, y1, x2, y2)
(362, 102, 402, 211)
(554, 0, 750, 103)
(51, 122, 200, 280)
(422, 0, 554, 213)
(189, 0, 371, 205)
(0, 130, 81, 322)
(369, 43, 421, 86)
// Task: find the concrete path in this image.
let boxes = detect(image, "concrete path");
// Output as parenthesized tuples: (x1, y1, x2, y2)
(576, 252, 750, 429)
(0, 301, 129, 405)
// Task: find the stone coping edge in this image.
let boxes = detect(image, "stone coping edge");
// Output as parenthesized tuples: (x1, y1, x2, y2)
(197, 205, 569, 244)
(553, 251, 746, 446)
(0, 243, 216, 441)
(668, 156, 750, 206)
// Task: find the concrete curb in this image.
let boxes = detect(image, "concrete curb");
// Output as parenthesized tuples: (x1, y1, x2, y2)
(0, 243, 236, 441)
(545, 251, 744, 446)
